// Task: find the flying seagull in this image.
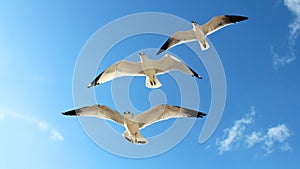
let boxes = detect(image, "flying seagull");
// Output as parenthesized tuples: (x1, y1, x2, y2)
(62, 104, 206, 144)
(88, 53, 201, 89)
(157, 15, 248, 55)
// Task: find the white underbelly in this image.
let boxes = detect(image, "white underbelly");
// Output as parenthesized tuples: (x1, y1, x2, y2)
(124, 118, 139, 136)
(194, 28, 205, 42)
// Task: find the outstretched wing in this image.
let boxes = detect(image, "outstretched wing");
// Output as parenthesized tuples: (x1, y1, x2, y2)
(62, 104, 124, 126)
(152, 54, 202, 79)
(88, 60, 144, 88)
(135, 104, 206, 129)
(200, 15, 248, 36)
(156, 30, 196, 55)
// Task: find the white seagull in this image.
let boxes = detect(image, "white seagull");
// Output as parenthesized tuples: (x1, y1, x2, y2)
(62, 104, 206, 144)
(87, 53, 201, 89)
(157, 15, 248, 55)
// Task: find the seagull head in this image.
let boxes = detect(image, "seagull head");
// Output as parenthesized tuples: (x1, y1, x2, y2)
(191, 20, 197, 27)
(124, 111, 133, 118)
(139, 52, 148, 62)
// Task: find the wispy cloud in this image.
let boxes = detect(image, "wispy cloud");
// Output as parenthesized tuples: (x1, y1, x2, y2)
(1, 109, 64, 141)
(246, 124, 292, 154)
(284, 0, 300, 39)
(272, 0, 300, 68)
(0, 111, 5, 120)
(216, 106, 255, 154)
(271, 47, 296, 69)
(216, 107, 292, 155)
(50, 129, 64, 141)
(280, 142, 292, 151)
(246, 131, 264, 148)
(38, 121, 49, 131)
(264, 124, 292, 154)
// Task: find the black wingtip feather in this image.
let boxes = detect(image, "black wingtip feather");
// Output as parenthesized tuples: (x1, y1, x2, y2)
(197, 112, 207, 118)
(156, 49, 165, 55)
(225, 15, 248, 23)
(87, 71, 104, 88)
(62, 110, 77, 116)
(157, 38, 173, 55)
(188, 67, 202, 79)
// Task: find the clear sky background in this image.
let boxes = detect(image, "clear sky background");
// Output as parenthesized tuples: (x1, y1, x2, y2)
(0, 0, 299, 168)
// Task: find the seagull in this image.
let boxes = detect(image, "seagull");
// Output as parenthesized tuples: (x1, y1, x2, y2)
(62, 104, 206, 144)
(87, 53, 202, 89)
(156, 15, 248, 55)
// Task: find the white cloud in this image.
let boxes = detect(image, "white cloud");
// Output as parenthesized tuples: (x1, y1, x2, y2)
(1, 109, 63, 142)
(216, 107, 255, 154)
(0, 112, 5, 120)
(271, 47, 296, 69)
(38, 121, 49, 131)
(245, 124, 292, 155)
(272, 0, 300, 68)
(284, 0, 300, 37)
(216, 107, 292, 155)
(267, 124, 290, 142)
(246, 131, 264, 148)
(264, 124, 292, 154)
(50, 129, 64, 141)
(280, 143, 292, 152)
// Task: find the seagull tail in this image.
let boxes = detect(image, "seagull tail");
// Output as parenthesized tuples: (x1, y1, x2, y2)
(145, 76, 162, 89)
(123, 131, 148, 144)
(199, 39, 210, 50)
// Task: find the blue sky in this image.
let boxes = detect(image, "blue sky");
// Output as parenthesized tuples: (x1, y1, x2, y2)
(1, 0, 299, 168)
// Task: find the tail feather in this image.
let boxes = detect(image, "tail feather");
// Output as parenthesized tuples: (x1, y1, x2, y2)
(199, 39, 210, 50)
(145, 76, 162, 89)
(123, 131, 148, 144)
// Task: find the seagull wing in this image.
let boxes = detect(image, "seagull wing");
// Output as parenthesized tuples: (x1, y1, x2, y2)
(157, 30, 196, 55)
(88, 60, 144, 88)
(200, 15, 248, 36)
(62, 104, 124, 126)
(135, 104, 206, 129)
(152, 54, 201, 79)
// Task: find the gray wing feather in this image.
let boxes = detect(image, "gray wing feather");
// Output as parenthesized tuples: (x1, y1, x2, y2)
(157, 30, 196, 54)
(152, 54, 201, 78)
(170, 30, 196, 43)
(88, 60, 144, 87)
(135, 104, 206, 129)
(62, 105, 124, 126)
(200, 15, 248, 36)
